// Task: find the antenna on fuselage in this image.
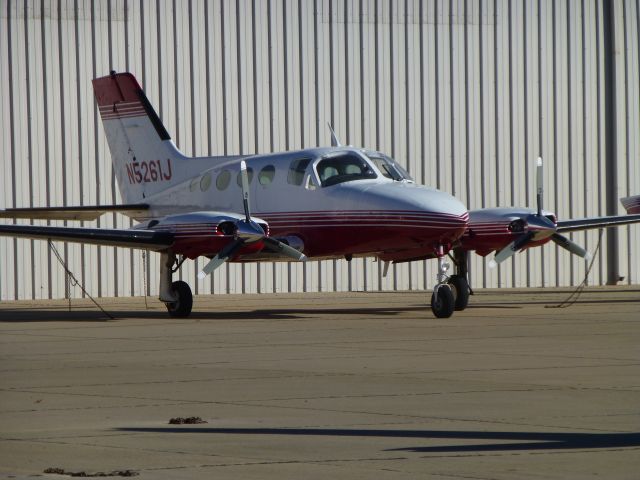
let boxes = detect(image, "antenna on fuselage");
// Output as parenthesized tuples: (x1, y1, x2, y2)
(327, 122, 342, 147)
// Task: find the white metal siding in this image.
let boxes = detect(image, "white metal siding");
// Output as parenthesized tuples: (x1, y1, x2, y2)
(1, 0, 639, 300)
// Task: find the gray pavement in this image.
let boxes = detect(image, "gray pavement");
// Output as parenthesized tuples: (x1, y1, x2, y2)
(0, 287, 639, 479)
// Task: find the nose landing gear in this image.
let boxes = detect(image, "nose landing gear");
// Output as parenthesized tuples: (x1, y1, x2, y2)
(431, 245, 455, 318)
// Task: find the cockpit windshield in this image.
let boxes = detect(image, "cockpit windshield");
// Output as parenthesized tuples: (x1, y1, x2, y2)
(365, 152, 413, 182)
(316, 153, 377, 187)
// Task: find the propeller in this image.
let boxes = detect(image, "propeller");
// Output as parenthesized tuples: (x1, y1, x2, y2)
(198, 160, 307, 279)
(489, 157, 591, 267)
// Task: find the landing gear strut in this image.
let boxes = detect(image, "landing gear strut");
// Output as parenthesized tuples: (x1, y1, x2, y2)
(430, 245, 455, 318)
(159, 252, 193, 318)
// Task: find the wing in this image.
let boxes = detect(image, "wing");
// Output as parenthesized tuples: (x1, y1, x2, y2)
(0, 204, 149, 221)
(0, 224, 173, 250)
(556, 214, 640, 233)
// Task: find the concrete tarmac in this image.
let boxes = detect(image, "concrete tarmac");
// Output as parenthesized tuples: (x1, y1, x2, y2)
(0, 287, 639, 479)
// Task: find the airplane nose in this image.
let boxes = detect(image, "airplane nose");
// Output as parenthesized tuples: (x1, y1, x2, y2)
(359, 182, 469, 243)
(361, 182, 467, 214)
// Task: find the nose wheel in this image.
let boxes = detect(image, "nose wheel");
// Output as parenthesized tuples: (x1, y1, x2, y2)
(430, 245, 456, 318)
(431, 285, 455, 318)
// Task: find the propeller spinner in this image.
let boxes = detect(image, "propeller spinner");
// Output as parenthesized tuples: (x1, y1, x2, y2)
(489, 157, 591, 268)
(198, 160, 306, 279)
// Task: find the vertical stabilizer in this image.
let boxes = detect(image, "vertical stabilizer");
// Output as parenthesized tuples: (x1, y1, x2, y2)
(621, 195, 640, 214)
(92, 72, 186, 203)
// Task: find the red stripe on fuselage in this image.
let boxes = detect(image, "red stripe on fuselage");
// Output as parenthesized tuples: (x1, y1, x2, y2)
(261, 210, 468, 257)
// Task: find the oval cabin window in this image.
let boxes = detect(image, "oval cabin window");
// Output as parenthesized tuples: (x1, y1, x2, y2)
(200, 172, 212, 191)
(216, 170, 231, 190)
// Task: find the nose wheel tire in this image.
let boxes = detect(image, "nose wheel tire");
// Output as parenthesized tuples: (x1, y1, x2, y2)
(165, 280, 193, 318)
(447, 274, 470, 311)
(431, 285, 455, 318)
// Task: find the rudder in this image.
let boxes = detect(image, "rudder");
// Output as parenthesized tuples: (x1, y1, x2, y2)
(92, 71, 185, 203)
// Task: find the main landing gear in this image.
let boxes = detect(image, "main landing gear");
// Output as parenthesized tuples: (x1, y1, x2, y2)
(430, 246, 471, 318)
(159, 252, 193, 317)
(447, 247, 471, 311)
(447, 274, 470, 311)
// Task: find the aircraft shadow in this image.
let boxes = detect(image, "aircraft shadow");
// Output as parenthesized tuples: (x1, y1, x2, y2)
(0, 309, 118, 322)
(115, 427, 640, 453)
(0, 305, 428, 322)
(470, 298, 640, 310)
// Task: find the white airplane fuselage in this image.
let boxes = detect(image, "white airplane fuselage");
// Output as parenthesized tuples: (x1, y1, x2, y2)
(135, 146, 469, 262)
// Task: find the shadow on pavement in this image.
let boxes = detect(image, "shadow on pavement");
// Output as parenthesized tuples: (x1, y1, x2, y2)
(115, 427, 640, 453)
(0, 305, 429, 322)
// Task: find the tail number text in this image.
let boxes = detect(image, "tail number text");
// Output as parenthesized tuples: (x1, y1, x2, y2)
(126, 159, 173, 184)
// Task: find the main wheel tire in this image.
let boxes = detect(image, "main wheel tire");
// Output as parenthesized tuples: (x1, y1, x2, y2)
(166, 280, 193, 318)
(448, 274, 470, 311)
(431, 285, 455, 318)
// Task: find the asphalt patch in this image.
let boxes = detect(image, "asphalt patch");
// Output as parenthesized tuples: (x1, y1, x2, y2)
(44, 467, 138, 477)
(168, 416, 208, 424)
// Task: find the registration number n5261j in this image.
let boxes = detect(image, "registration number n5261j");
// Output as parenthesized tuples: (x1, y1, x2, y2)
(125, 158, 173, 184)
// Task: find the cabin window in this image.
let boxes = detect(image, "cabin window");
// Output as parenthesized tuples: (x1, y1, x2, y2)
(365, 152, 413, 181)
(200, 172, 212, 191)
(316, 153, 377, 187)
(258, 165, 276, 186)
(189, 177, 199, 192)
(236, 167, 254, 187)
(216, 170, 231, 190)
(287, 158, 311, 186)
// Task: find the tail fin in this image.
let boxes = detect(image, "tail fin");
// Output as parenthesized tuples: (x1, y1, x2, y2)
(92, 72, 186, 203)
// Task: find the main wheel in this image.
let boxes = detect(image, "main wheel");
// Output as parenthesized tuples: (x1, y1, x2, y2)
(166, 280, 193, 318)
(431, 285, 455, 318)
(448, 274, 470, 311)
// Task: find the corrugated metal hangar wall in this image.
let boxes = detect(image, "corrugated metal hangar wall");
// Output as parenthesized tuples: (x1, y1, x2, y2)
(1, 0, 639, 300)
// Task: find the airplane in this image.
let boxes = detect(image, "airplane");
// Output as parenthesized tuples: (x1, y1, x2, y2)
(1, 72, 639, 319)
(0, 71, 470, 319)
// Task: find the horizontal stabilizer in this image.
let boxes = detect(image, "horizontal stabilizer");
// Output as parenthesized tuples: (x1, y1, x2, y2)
(0, 204, 149, 221)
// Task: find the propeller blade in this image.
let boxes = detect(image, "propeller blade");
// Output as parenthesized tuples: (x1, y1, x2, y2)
(536, 157, 543, 216)
(489, 232, 536, 268)
(197, 240, 244, 279)
(490, 242, 518, 268)
(382, 260, 391, 278)
(197, 254, 227, 279)
(551, 233, 592, 261)
(240, 160, 251, 223)
(262, 237, 307, 261)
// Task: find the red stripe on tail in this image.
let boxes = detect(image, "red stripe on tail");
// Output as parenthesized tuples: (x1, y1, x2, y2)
(92, 72, 143, 107)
